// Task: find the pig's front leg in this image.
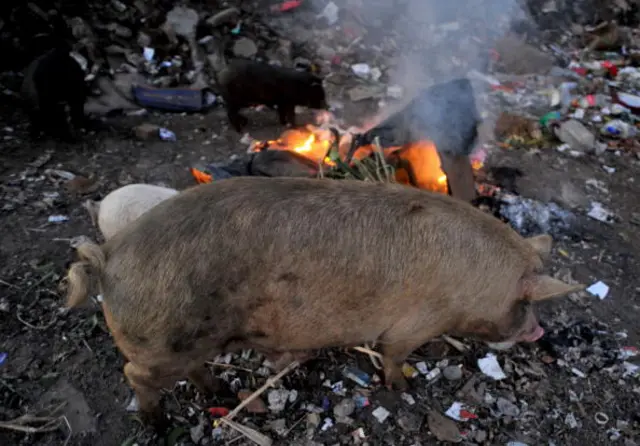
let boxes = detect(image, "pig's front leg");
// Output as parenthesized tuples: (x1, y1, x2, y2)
(380, 325, 440, 390)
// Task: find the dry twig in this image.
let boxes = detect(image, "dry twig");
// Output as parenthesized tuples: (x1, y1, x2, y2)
(0, 403, 67, 435)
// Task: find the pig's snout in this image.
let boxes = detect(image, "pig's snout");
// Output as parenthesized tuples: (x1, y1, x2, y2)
(516, 324, 544, 342)
(512, 310, 545, 343)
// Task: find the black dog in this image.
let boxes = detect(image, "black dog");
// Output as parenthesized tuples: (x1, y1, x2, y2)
(217, 59, 328, 132)
(21, 43, 89, 141)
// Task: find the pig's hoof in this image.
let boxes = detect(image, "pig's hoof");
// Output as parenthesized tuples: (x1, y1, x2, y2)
(139, 410, 169, 433)
(392, 377, 410, 391)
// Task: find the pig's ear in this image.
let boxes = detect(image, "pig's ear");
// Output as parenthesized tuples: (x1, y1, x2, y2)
(523, 275, 585, 301)
(524, 234, 553, 259)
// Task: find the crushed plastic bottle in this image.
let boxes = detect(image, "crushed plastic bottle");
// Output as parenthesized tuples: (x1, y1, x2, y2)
(600, 120, 637, 138)
(554, 119, 595, 152)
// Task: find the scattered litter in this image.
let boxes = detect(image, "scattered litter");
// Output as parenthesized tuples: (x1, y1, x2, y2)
(371, 406, 391, 423)
(622, 362, 639, 377)
(445, 402, 477, 421)
(268, 388, 291, 413)
(159, 128, 177, 141)
(351, 63, 371, 79)
(587, 202, 615, 224)
(353, 395, 370, 408)
(587, 281, 610, 300)
(565, 412, 579, 429)
(400, 392, 415, 405)
(496, 397, 520, 417)
(342, 367, 371, 387)
(0, 352, 7, 366)
(425, 368, 441, 381)
(571, 367, 587, 378)
(47, 215, 69, 223)
(506, 442, 529, 446)
(207, 407, 230, 417)
(125, 396, 139, 412)
(478, 353, 507, 380)
(318, 1, 339, 25)
(402, 363, 419, 378)
(415, 361, 429, 375)
(619, 346, 639, 360)
(443, 365, 463, 381)
(595, 412, 609, 425)
(143, 47, 155, 61)
(500, 194, 574, 236)
(320, 417, 333, 431)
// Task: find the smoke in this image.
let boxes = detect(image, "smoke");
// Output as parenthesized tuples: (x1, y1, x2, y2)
(302, 0, 531, 152)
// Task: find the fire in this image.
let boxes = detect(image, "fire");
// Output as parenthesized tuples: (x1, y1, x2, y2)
(251, 127, 334, 165)
(250, 126, 452, 194)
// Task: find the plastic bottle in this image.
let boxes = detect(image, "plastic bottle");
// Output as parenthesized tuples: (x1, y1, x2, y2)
(554, 119, 596, 152)
(600, 120, 638, 138)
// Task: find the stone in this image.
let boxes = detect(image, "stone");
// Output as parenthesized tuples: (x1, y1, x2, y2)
(206, 8, 241, 27)
(333, 398, 356, 419)
(237, 389, 268, 413)
(396, 411, 422, 432)
(443, 365, 463, 381)
(233, 37, 258, 58)
(166, 6, 199, 38)
(133, 123, 160, 140)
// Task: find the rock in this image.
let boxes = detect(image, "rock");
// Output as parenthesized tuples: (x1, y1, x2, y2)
(270, 418, 287, 437)
(396, 411, 422, 432)
(166, 6, 199, 38)
(134, 123, 160, 140)
(316, 44, 337, 61)
(475, 429, 487, 442)
(233, 37, 258, 58)
(237, 389, 268, 413)
(443, 365, 463, 381)
(206, 8, 241, 27)
(333, 398, 356, 419)
(427, 410, 462, 443)
(38, 379, 96, 434)
(496, 397, 520, 417)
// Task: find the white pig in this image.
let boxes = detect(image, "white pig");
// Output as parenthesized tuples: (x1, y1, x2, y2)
(83, 184, 179, 241)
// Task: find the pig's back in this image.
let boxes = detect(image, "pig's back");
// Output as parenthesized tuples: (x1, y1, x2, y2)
(101, 177, 534, 346)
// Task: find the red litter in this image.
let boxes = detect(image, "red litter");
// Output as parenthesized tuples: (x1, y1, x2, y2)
(208, 407, 230, 417)
(271, 0, 303, 12)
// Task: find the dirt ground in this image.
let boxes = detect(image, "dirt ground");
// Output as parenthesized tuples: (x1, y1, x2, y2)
(1, 97, 639, 446)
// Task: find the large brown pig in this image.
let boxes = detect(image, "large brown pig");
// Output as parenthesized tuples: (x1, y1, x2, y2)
(64, 177, 583, 428)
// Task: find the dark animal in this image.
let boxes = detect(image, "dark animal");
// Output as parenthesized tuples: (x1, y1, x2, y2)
(21, 43, 89, 141)
(64, 177, 583, 429)
(217, 59, 328, 132)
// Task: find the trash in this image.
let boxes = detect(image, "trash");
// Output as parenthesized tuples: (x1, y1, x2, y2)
(600, 120, 637, 138)
(268, 388, 291, 413)
(342, 367, 371, 387)
(499, 194, 574, 237)
(595, 412, 610, 425)
(565, 412, 579, 429)
(386, 85, 404, 99)
(619, 346, 639, 360)
(159, 128, 177, 141)
(443, 365, 463, 381)
(445, 402, 478, 421)
(371, 406, 391, 423)
(206, 8, 241, 27)
(427, 410, 462, 443)
(506, 442, 529, 446)
(571, 367, 587, 378)
(425, 368, 441, 381)
(348, 85, 386, 102)
(271, 0, 303, 13)
(132, 86, 217, 112)
(587, 281, 610, 300)
(415, 361, 429, 375)
(402, 363, 419, 379)
(587, 202, 615, 224)
(48, 215, 69, 223)
(554, 119, 595, 152)
(143, 47, 155, 62)
(622, 362, 639, 377)
(351, 63, 372, 79)
(126, 396, 139, 412)
(207, 407, 230, 417)
(478, 353, 507, 380)
(320, 417, 333, 431)
(318, 1, 339, 25)
(400, 392, 415, 405)
(0, 352, 7, 366)
(353, 395, 370, 408)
